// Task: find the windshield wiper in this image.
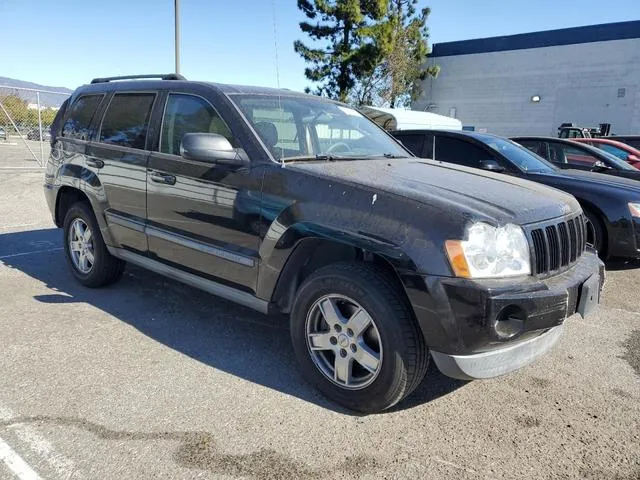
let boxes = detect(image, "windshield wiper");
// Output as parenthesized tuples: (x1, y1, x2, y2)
(282, 154, 358, 163)
(381, 153, 408, 159)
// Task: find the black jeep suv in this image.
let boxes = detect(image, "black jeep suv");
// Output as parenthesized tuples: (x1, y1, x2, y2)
(44, 74, 603, 413)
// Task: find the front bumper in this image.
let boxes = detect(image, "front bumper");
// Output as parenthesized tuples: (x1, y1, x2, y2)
(431, 324, 564, 380)
(402, 249, 604, 379)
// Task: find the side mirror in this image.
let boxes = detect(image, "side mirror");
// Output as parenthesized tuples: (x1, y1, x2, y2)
(628, 154, 640, 163)
(590, 160, 612, 172)
(180, 133, 249, 166)
(480, 159, 505, 173)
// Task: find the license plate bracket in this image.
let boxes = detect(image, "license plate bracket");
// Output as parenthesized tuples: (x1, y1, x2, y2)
(577, 274, 600, 318)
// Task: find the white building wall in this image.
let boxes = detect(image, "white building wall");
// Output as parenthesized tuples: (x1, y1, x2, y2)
(414, 38, 640, 136)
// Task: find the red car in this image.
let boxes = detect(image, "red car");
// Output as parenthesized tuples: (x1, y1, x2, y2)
(572, 138, 640, 168)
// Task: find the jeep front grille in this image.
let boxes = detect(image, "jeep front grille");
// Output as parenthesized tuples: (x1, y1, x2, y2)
(530, 214, 587, 275)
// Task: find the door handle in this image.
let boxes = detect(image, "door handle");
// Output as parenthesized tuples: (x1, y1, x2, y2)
(149, 171, 176, 185)
(86, 158, 104, 168)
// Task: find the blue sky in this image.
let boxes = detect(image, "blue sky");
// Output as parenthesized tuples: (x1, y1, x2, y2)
(1, 0, 638, 91)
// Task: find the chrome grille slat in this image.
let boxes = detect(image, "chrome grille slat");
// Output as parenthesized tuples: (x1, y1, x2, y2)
(530, 214, 587, 276)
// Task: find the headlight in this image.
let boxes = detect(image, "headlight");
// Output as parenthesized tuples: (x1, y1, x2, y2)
(629, 203, 640, 217)
(445, 223, 531, 278)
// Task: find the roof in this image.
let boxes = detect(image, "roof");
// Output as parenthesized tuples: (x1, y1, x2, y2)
(77, 78, 314, 99)
(392, 129, 500, 140)
(431, 20, 640, 58)
(360, 106, 462, 131)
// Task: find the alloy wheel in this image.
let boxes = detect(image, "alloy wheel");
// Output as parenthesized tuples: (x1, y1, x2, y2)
(305, 294, 383, 390)
(68, 218, 95, 274)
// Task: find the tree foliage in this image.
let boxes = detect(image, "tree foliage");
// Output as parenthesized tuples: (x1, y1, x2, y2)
(294, 0, 387, 102)
(354, 0, 439, 107)
(0, 94, 57, 129)
(295, 0, 439, 108)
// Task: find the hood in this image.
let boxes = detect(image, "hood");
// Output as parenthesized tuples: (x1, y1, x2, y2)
(289, 158, 579, 225)
(536, 169, 640, 191)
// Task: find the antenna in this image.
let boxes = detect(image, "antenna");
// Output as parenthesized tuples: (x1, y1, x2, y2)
(271, 0, 281, 89)
(271, 0, 285, 166)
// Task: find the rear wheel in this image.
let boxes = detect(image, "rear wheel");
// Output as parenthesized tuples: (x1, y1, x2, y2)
(290, 262, 429, 413)
(63, 202, 125, 287)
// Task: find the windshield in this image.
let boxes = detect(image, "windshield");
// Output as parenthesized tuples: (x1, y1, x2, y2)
(230, 94, 409, 161)
(481, 135, 556, 173)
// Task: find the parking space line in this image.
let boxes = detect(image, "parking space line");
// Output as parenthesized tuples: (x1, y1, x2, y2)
(0, 247, 63, 260)
(0, 436, 43, 480)
(0, 406, 78, 480)
(0, 223, 44, 231)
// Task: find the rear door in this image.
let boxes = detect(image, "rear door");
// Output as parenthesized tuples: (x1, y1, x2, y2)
(88, 91, 159, 253)
(145, 91, 263, 292)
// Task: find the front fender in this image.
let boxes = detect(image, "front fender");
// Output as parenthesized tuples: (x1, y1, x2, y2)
(254, 196, 453, 300)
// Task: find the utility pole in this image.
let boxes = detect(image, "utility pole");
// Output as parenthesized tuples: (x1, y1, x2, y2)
(174, 0, 181, 74)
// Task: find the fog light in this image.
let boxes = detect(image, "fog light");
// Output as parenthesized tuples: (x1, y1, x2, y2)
(494, 305, 526, 339)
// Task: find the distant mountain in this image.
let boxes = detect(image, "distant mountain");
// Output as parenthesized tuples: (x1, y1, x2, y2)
(0, 77, 73, 108)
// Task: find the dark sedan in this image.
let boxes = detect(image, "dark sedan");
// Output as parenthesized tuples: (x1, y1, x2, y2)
(391, 129, 640, 260)
(511, 136, 640, 180)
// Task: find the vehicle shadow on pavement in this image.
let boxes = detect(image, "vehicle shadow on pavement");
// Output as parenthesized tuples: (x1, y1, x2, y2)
(605, 258, 640, 271)
(1, 228, 467, 414)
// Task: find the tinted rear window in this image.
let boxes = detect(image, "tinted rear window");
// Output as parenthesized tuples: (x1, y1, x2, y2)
(99, 93, 155, 149)
(61, 95, 103, 140)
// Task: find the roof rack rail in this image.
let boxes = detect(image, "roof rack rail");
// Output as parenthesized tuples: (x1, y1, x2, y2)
(90, 73, 186, 84)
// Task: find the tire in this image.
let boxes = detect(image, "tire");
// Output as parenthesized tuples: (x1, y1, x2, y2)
(290, 261, 429, 413)
(63, 201, 125, 287)
(584, 208, 606, 258)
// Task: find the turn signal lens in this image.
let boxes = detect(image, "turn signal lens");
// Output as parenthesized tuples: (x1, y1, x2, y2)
(445, 240, 471, 278)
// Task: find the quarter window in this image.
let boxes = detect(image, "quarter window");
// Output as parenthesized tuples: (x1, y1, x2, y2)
(517, 140, 548, 159)
(394, 134, 424, 157)
(61, 95, 103, 140)
(99, 93, 155, 149)
(160, 94, 234, 155)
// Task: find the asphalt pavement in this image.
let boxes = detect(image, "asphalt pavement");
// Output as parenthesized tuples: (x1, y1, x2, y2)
(0, 171, 638, 479)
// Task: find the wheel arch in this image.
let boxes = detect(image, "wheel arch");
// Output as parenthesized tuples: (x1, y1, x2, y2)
(574, 198, 610, 257)
(267, 236, 413, 315)
(55, 186, 91, 227)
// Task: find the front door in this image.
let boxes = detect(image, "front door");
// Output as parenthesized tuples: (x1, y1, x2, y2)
(146, 92, 263, 293)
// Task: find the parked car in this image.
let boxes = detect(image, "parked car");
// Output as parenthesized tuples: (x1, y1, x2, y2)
(392, 129, 640, 259)
(571, 138, 640, 168)
(45, 74, 604, 412)
(608, 135, 640, 150)
(0, 126, 6, 141)
(511, 137, 640, 179)
(26, 127, 52, 141)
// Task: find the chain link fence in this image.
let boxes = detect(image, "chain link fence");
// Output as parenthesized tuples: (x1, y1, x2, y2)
(0, 85, 70, 168)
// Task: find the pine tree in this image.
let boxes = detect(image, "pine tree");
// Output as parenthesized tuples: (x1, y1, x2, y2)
(294, 0, 387, 102)
(357, 0, 439, 107)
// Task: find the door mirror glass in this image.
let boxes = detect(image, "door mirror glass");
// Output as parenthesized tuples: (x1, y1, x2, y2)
(480, 159, 505, 173)
(180, 133, 249, 166)
(590, 160, 612, 172)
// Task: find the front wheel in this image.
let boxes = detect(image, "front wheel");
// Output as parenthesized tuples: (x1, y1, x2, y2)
(290, 262, 429, 413)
